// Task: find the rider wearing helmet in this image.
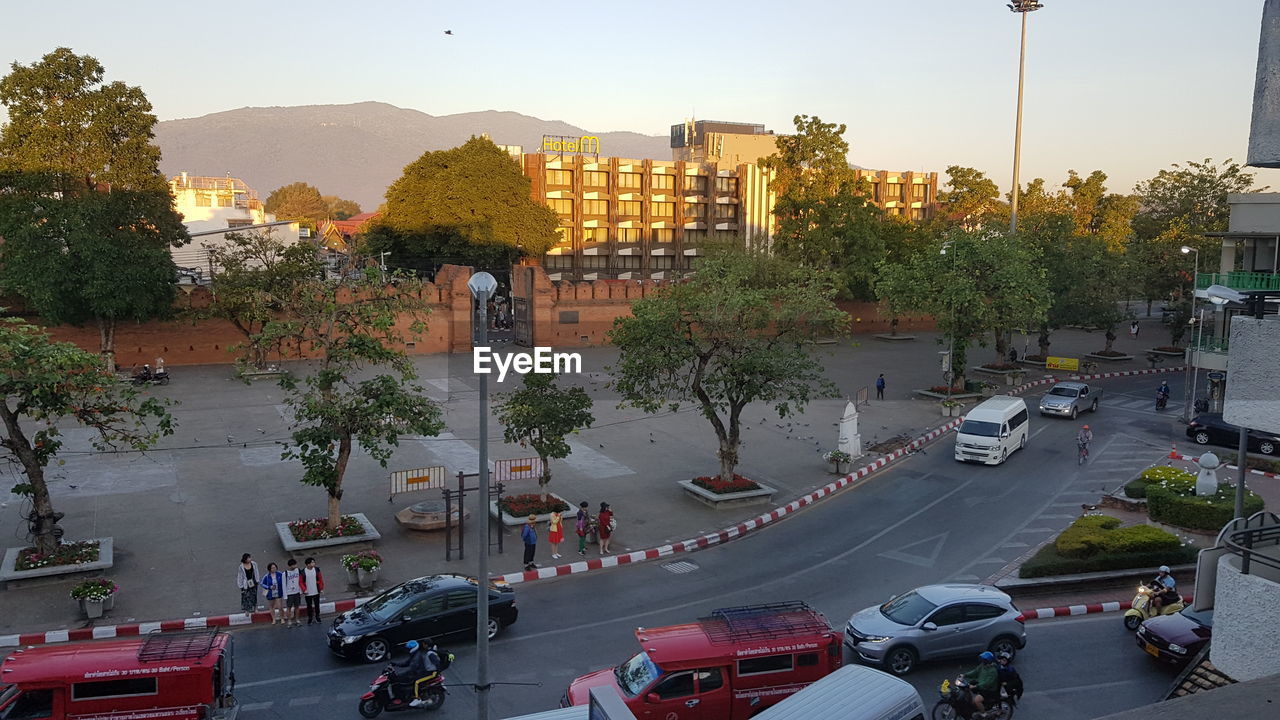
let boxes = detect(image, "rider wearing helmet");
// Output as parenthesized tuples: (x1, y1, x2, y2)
(1151, 565, 1179, 612)
(996, 652, 1023, 703)
(389, 640, 440, 707)
(963, 651, 999, 712)
(1077, 424, 1093, 448)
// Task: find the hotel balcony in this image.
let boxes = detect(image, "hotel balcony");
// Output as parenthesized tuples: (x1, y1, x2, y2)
(1207, 514, 1280, 682)
(1196, 272, 1280, 294)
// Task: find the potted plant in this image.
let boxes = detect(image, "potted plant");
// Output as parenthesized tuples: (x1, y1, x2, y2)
(352, 550, 383, 589)
(70, 578, 118, 619)
(941, 399, 962, 417)
(978, 382, 998, 398)
(822, 450, 854, 474)
(340, 553, 361, 585)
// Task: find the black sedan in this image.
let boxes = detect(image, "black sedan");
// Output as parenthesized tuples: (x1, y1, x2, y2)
(1186, 413, 1280, 455)
(1136, 606, 1213, 665)
(327, 574, 518, 662)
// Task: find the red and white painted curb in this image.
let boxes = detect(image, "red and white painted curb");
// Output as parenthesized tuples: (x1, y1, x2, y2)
(1016, 594, 1192, 621)
(0, 598, 368, 648)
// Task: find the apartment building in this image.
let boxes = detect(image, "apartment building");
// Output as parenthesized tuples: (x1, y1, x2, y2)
(168, 172, 303, 279)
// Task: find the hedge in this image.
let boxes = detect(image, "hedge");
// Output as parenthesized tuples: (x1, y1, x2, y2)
(1019, 544, 1199, 578)
(1124, 466, 1195, 499)
(1214, 451, 1280, 475)
(1055, 516, 1120, 558)
(1053, 515, 1183, 559)
(1146, 483, 1265, 532)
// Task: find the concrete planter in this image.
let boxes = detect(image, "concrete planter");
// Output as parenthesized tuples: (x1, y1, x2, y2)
(0, 537, 115, 584)
(491, 492, 573, 527)
(873, 333, 916, 342)
(345, 567, 359, 586)
(1085, 352, 1134, 362)
(827, 460, 851, 475)
(78, 594, 115, 619)
(941, 404, 962, 417)
(357, 566, 380, 589)
(275, 513, 381, 554)
(914, 390, 981, 401)
(1147, 348, 1185, 358)
(677, 479, 777, 509)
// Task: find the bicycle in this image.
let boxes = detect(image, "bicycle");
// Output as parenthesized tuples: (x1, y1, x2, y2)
(1078, 441, 1090, 465)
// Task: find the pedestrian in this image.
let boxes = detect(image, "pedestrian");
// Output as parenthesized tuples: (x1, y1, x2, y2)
(521, 514, 538, 571)
(875, 373, 886, 400)
(261, 562, 285, 624)
(1008, 347, 1018, 363)
(1130, 320, 1139, 339)
(548, 509, 564, 559)
(301, 557, 324, 625)
(575, 501, 591, 557)
(236, 553, 260, 616)
(597, 502, 615, 555)
(283, 558, 303, 627)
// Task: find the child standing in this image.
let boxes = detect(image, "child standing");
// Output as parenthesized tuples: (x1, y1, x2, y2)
(548, 510, 564, 559)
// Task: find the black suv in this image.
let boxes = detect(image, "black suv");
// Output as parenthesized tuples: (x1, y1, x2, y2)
(328, 574, 518, 662)
(1186, 413, 1279, 455)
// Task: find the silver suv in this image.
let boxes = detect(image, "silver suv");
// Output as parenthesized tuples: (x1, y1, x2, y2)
(844, 584, 1026, 675)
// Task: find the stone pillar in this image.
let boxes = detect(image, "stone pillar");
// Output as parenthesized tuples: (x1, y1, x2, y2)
(838, 401, 862, 459)
(1248, 0, 1280, 167)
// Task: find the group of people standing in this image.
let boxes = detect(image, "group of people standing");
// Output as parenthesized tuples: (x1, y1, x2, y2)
(522, 501, 615, 571)
(236, 553, 325, 627)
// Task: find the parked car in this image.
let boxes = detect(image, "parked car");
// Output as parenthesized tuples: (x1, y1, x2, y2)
(1038, 381, 1102, 419)
(1185, 413, 1280, 455)
(1136, 606, 1213, 664)
(328, 574, 517, 662)
(844, 584, 1026, 676)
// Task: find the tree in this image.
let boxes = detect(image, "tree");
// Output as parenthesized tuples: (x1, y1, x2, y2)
(936, 166, 1004, 228)
(375, 137, 559, 270)
(0, 316, 174, 555)
(0, 49, 188, 371)
(203, 229, 325, 368)
(323, 195, 362, 220)
(257, 263, 445, 530)
(608, 248, 848, 483)
(494, 373, 595, 502)
(265, 181, 328, 231)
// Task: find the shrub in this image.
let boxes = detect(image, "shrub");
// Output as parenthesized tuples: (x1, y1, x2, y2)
(1124, 466, 1195, 499)
(69, 578, 119, 601)
(1214, 450, 1280, 475)
(498, 494, 569, 517)
(15, 540, 101, 571)
(1054, 515, 1121, 558)
(1099, 525, 1183, 554)
(1146, 483, 1265, 532)
(692, 474, 761, 494)
(981, 362, 1022, 371)
(1092, 349, 1128, 357)
(1019, 544, 1198, 578)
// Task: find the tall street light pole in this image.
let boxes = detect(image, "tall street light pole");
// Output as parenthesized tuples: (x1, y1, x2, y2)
(1179, 245, 1201, 422)
(1007, 1, 1044, 234)
(467, 271, 498, 720)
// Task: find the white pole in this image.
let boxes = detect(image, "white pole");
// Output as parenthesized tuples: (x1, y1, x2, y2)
(1009, 10, 1030, 233)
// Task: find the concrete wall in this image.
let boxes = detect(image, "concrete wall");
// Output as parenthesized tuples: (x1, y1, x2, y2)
(1226, 193, 1280, 233)
(1212, 553, 1280, 682)
(1223, 316, 1280, 434)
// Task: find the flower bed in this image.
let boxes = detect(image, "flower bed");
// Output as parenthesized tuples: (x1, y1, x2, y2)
(1023, 354, 1048, 362)
(341, 550, 383, 572)
(498, 494, 570, 517)
(928, 385, 958, 394)
(1152, 346, 1185, 353)
(692, 474, 762, 495)
(1147, 483, 1265, 532)
(287, 516, 365, 542)
(981, 362, 1022, 371)
(1090, 349, 1128, 357)
(70, 578, 118, 601)
(1124, 466, 1195, 499)
(1019, 515, 1197, 578)
(14, 540, 101, 571)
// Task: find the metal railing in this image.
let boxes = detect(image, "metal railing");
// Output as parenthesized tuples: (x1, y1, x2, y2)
(1223, 521, 1280, 576)
(1196, 271, 1280, 292)
(1191, 336, 1230, 353)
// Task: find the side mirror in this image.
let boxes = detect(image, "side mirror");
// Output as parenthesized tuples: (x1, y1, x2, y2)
(1000, 432, 1010, 439)
(645, 693, 661, 705)
(922, 622, 938, 632)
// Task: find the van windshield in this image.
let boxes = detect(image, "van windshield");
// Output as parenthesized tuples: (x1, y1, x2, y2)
(615, 652, 662, 697)
(958, 420, 1001, 437)
(880, 590, 938, 626)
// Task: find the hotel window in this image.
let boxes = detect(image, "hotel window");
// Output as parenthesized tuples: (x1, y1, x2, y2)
(216, 193, 234, 208)
(911, 208, 927, 221)
(684, 176, 707, 193)
(685, 230, 708, 244)
(584, 171, 608, 187)
(549, 198, 574, 216)
(546, 169, 573, 186)
(545, 255, 573, 270)
(911, 184, 928, 201)
(715, 177, 738, 194)
(195, 192, 212, 207)
(715, 230, 738, 241)
(867, 183, 881, 203)
(580, 255, 608, 269)
(890, 207, 903, 216)
(584, 227, 609, 243)
(583, 200, 609, 216)
(554, 226, 573, 244)
(614, 255, 641, 270)
(652, 202, 675, 218)
(651, 255, 674, 269)
(653, 229, 674, 243)
(682, 203, 705, 218)
(651, 174, 674, 190)
(713, 205, 738, 221)
(617, 173, 641, 189)
(887, 183, 905, 202)
(618, 228, 642, 243)
(618, 200, 641, 216)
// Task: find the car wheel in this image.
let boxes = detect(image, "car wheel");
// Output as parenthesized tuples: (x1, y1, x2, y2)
(989, 636, 1019, 659)
(487, 617, 502, 640)
(1260, 440, 1277, 455)
(1193, 431, 1211, 445)
(885, 646, 918, 676)
(1019, 434, 1026, 450)
(999, 448, 1008, 464)
(1091, 398, 1099, 412)
(1070, 406, 1078, 420)
(361, 637, 390, 663)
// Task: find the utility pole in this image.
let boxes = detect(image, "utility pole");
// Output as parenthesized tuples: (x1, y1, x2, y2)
(1007, 1, 1044, 233)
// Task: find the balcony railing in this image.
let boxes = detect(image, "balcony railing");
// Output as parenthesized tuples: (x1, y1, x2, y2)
(1196, 271, 1280, 292)
(1224, 520, 1280, 576)
(1191, 336, 1230, 353)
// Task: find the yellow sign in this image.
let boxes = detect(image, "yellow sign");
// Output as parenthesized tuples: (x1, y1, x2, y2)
(510, 464, 533, 473)
(1046, 356, 1079, 371)
(542, 135, 601, 155)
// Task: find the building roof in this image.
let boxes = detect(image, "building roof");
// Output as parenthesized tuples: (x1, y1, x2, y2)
(0, 632, 227, 684)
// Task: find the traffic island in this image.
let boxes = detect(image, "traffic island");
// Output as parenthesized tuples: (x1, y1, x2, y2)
(274, 513, 381, 554)
(678, 477, 777, 509)
(1085, 352, 1134, 362)
(0, 537, 115, 586)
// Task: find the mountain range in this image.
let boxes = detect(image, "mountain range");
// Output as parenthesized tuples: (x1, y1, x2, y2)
(154, 102, 672, 210)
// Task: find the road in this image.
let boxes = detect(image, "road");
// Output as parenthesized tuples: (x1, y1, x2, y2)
(223, 374, 1190, 719)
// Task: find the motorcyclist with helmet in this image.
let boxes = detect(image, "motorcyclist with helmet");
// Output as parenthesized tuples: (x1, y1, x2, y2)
(1150, 565, 1179, 612)
(388, 639, 440, 707)
(996, 652, 1023, 705)
(962, 651, 1000, 712)
(1156, 381, 1171, 410)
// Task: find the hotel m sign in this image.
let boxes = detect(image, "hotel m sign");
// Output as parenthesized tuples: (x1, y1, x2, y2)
(542, 134, 601, 155)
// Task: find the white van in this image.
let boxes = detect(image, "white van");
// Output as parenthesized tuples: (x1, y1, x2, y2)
(752, 665, 926, 720)
(954, 395, 1030, 465)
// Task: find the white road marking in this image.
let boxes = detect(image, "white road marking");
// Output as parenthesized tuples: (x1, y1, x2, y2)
(878, 531, 950, 568)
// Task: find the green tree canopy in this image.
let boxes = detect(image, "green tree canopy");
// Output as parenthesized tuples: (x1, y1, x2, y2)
(265, 181, 328, 230)
(608, 247, 848, 483)
(937, 166, 1005, 228)
(323, 195, 362, 220)
(494, 373, 595, 501)
(0, 316, 174, 554)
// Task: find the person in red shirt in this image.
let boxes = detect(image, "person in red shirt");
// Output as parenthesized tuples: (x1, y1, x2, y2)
(597, 502, 614, 555)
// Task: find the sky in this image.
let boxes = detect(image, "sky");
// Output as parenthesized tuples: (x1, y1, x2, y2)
(3, 0, 1279, 195)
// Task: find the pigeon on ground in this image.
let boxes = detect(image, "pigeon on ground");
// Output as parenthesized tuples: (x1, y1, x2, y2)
(444, 30, 454, 35)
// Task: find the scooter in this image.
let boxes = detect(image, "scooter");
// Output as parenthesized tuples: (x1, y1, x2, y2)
(358, 666, 446, 717)
(1123, 581, 1184, 631)
(1155, 392, 1169, 410)
(933, 677, 1014, 720)
(130, 365, 170, 386)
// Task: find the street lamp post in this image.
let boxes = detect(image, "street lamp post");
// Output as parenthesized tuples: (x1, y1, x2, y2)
(1179, 245, 1201, 422)
(941, 241, 957, 399)
(467, 271, 499, 720)
(1007, 1, 1044, 234)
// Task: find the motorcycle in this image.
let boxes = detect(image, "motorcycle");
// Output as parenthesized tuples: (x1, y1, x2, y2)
(131, 365, 170, 386)
(1123, 581, 1184, 631)
(358, 666, 446, 717)
(1155, 391, 1169, 410)
(933, 677, 1014, 720)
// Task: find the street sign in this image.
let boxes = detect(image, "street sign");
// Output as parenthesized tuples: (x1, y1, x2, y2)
(1207, 371, 1226, 380)
(1046, 356, 1080, 371)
